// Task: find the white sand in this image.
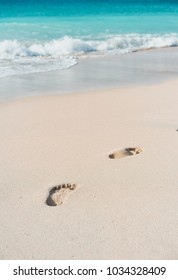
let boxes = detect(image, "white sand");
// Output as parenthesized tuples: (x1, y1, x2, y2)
(0, 79, 178, 259)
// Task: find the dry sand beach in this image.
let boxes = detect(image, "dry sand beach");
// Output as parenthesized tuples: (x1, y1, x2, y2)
(0, 76, 178, 259)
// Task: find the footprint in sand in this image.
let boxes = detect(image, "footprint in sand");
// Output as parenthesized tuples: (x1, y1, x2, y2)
(109, 147, 143, 159)
(46, 183, 79, 206)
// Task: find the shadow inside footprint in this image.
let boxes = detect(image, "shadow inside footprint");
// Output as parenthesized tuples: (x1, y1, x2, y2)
(46, 183, 78, 206)
(109, 147, 143, 159)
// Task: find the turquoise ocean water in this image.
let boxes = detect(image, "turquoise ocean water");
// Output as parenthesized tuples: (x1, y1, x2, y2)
(1, 0, 178, 78)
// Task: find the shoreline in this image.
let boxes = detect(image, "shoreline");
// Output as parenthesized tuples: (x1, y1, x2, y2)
(0, 78, 178, 259)
(1, 46, 178, 102)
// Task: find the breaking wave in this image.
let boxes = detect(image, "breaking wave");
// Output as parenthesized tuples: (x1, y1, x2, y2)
(0, 33, 178, 78)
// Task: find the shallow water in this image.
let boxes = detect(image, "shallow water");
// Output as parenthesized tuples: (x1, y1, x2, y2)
(1, 0, 178, 78)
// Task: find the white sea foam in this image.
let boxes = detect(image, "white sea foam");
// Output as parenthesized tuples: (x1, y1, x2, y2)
(0, 33, 178, 78)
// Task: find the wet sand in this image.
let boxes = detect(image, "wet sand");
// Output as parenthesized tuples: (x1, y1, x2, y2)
(1, 47, 178, 101)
